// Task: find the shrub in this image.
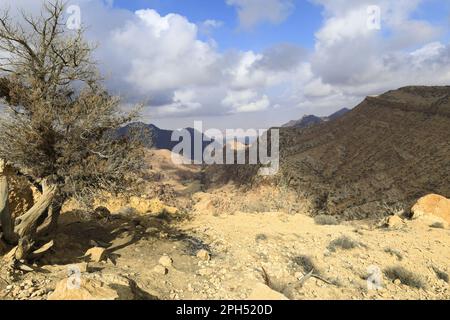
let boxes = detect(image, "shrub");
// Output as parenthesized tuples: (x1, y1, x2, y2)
(255, 234, 268, 242)
(432, 267, 449, 283)
(430, 222, 445, 229)
(384, 247, 403, 261)
(328, 236, 361, 252)
(384, 266, 426, 289)
(292, 255, 318, 274)
(314, 215, 339, 225)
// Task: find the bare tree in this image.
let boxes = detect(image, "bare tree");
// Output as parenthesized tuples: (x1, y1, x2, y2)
(0, 1, 146, 262)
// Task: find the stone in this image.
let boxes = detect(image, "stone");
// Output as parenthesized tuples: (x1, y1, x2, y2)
(72, 262, 89, 273)
(198, 268, 213, 276)
(411, 194, 450, 224)
(394, 279, 402, 285)
(247, 283, 289, 300)
(84, 247, 107, 263)
(153, 265, 168, 275)
(196, 249, 211, 261)
(383, 215, 405, 229)
(48, 278, 119, 300)
(159, 255, 173, 268)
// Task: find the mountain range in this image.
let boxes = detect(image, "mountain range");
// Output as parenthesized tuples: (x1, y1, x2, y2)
(282, 108, 350, 129)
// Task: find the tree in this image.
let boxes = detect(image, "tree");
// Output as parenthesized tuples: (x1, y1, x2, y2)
(0, 1, 145, 262)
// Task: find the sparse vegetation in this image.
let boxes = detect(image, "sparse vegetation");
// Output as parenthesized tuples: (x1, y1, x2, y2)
(255, 234, 267, 242)
(384, 247, 403, 261)
(314, 215, 339, 225)
(430, 222, 445, 229)
(384, 266, 426, 289)
(328, 236, 362, 252)
(292, 255, 318, 274)
(432, 267, 449, 283)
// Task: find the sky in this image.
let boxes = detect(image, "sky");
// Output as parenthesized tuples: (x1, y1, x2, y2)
(1, 0, 450, 130)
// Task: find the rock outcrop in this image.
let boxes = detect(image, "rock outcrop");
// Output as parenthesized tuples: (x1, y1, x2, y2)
(411, 194, 450, 225)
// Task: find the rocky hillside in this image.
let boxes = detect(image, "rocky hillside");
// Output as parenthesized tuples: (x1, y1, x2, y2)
(278, 86, 450, 219)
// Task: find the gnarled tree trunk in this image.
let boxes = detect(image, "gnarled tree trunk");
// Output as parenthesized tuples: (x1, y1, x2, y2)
(0, 163, 60, 262)
(0, 161, 16, 244)
(13, 181, 57, 260)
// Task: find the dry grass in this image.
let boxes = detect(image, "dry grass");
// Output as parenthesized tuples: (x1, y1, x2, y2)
(314, 215, 339, 225)
(430, 222, 445, 229)
(328, 236, 362, 252)
(384, 247, 403, 261)
(255, 234, 268, 242)
(384, 266, 426, 289)
(292, 255, 318, 274)
(432, 266, 449, 283)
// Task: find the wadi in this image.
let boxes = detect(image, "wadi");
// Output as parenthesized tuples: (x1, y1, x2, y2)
(0, 0, 449, 302)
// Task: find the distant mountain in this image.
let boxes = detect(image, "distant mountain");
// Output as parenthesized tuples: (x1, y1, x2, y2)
(117, 122, 212, 162)
(282, 108, 350, 129)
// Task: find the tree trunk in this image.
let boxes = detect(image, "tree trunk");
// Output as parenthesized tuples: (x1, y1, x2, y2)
(0, 163, 16, 244)
(36, 198, 63, 239)
(13, 181, 57, 260)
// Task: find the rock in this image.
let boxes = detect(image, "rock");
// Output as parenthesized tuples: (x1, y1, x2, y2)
(158, 255, 173, 268)
(411, 194, 450, 224)
(129, 197, 178, 216)
(89, 273, 139, 300)
(198, 268, 214, 276)
(196, 249, 211, 261)
(153, 265, 168, 275)
(394, 279, 402, 285)
(84, 247, 107, 263)
(247, 283, 289, 300)
(383, 215, 405, 229)
(72, 262, 89, 273)
(48, 278, 119, 300)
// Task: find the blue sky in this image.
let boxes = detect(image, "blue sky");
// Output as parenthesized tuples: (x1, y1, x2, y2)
(111, 0, 450, 52)
(113, 0, 323, 52)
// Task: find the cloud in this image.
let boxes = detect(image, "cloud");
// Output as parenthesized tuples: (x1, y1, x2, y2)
(226, 0, 294, 30)
(222, 90, 270, 113)
(1, 0, 450, 128)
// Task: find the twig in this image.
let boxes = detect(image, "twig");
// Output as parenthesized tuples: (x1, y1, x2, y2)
(261, 267, 273, 288)
(298, 268, 338, 287)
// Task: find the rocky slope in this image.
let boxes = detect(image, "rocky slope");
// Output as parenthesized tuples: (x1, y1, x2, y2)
(278, 86, 450, 219)
(282, 108, 350, 128)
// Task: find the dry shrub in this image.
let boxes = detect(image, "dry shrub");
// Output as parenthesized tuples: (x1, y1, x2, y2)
(314, 215, 339, 225)
(384, 266, 426, 289)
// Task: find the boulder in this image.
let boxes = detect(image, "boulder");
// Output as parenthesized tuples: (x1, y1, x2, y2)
(247, 283, 289, 300)
(411, 194, 450, 224)
(158, 255, 173, 268)
(48, 278, 119, 300)
(196, 249, 211, 261)
(84, 247, 107, 263)
(382, 215, 405, 229)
